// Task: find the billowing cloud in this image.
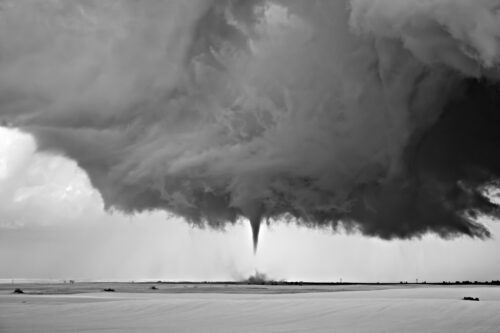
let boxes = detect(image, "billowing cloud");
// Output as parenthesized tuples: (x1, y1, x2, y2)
(0, 127, 100, 228)
(1, 0, 500, 249)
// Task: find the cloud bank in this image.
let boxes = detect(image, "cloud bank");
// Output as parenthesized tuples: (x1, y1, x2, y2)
(1, 0, 500, 248)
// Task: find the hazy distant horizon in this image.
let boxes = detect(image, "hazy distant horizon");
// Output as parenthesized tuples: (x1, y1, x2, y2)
(2, 277, 500, 285)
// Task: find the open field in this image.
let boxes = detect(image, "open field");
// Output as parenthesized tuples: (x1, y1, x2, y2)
(1, 284, 500, 332)
(0, 281, 424, 295)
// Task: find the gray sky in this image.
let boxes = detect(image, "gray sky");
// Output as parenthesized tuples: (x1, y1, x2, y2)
(2, 127, 500, 282)
(2, 1, 500, 283)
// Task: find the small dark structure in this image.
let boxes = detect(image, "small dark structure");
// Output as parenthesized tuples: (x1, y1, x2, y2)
(463, 297, 480, 301)
(13, 288, 24, 294)
(103, 288, 115, 292)
(150, 286, 158, 290)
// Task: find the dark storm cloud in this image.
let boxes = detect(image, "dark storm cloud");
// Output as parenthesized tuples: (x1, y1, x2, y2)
(1, 0, 500, 248)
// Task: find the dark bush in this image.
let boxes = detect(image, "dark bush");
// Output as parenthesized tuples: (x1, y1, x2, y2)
(103, 288, 115, 292)
(463, 297, 479, 301)
(13, 288, 24, 294)
(150, 286, 158, 290)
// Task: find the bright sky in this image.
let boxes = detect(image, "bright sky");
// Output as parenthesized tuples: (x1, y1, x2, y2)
(1, 126, 500, 282)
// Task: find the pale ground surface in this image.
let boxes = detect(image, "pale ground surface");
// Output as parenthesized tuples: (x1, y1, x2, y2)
(1, 285, 500, 332)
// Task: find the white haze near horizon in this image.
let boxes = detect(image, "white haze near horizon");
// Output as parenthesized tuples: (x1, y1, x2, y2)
(1, 127, 500, 283)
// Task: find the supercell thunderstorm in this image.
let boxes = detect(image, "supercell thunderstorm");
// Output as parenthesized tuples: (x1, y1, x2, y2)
(1, 0, 500, 249)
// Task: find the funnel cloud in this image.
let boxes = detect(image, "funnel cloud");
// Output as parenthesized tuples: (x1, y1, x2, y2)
(1, 0, 500, 248)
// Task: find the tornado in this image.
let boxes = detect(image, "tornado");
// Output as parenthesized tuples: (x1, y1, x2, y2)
(250, 218, 261, 253)
(1, 0, 500, 250)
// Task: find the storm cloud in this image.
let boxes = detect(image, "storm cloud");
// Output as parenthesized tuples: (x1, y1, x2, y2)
(1, 0, 500, 249)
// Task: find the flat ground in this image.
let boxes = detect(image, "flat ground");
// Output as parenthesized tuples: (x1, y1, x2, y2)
(0, 282, 415, 295)
(1, 283, 499, 332)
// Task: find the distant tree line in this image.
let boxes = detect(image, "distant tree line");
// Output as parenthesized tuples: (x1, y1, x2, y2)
(400, 280, 500, 285)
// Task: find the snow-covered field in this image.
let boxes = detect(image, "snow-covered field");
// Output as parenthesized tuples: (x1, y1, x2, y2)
(1, 286, 499, 332)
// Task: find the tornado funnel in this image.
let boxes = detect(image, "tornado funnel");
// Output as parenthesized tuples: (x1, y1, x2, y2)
(250, 217, 261, 253)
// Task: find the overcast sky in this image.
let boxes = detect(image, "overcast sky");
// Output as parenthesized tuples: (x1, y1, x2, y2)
(2, 1, 500, 283)
(2, 126, 500, 282)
